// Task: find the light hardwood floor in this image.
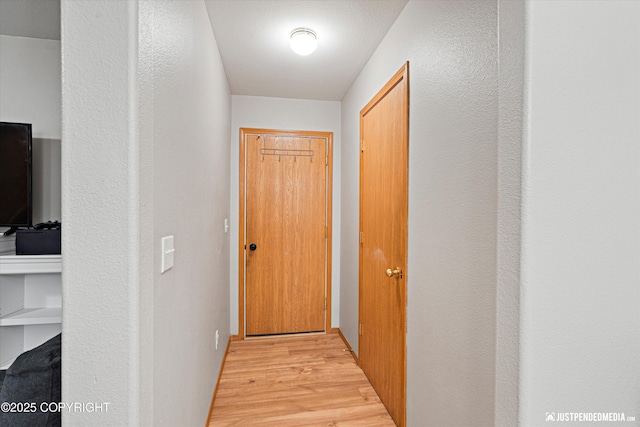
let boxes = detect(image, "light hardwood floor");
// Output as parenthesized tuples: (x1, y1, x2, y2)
(208, 332, 396, 426)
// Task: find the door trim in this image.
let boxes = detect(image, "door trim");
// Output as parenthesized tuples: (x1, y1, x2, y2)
(358, 62, 409, 427)
(238, 128, 333, 339)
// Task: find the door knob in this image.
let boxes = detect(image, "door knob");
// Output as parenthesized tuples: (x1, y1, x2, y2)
(249, 243, 257, 251)
(386, 267, 402, 278)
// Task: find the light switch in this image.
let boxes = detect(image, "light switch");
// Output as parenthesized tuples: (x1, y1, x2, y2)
(161, 235, 175, 273)
(224, 218, 229, 234)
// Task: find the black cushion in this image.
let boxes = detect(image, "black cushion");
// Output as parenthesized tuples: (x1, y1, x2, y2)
(0, 333, 61, 427)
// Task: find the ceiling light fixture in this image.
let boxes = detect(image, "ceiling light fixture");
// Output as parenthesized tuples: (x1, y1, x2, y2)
(290, 27, 317, 56)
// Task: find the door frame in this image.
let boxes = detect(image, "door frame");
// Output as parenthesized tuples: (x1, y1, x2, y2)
(238, 128, 333, 339)
(358, 63, 409, 427)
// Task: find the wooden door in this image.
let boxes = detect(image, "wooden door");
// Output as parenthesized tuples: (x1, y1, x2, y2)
(241, 129, 332, 336)
(359, 63, 409, 427)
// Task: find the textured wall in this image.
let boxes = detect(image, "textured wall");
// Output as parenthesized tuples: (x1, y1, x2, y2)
(229, 95, 341, 334)
(495, 1, 524, 425)
(143, 0, 231, 425)
(519, 1, 640, 424)
(140, 0, 231, 425)
(340, 1, 499, 425)
(62, 1, 140, 424)
(62, 0, 231, 425)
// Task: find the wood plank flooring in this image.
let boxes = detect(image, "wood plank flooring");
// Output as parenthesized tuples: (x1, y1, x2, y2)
(208, 333, 396, 426)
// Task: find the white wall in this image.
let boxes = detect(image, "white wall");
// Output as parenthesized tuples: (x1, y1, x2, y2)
(495, 1, 525, 425)
(340, 1, 499, 425)
(140, 0, 231, 426)
(62, 1, 141, 424)
(230, 95, 341, 334)
(62, 0, 231, 425)
(520, 1, 640, 425)
(0, 35, 61, 233)
(0, 35, 61, 139)
(142, 0, 231, 425)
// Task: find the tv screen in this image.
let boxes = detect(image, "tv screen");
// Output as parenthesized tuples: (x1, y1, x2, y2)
(0, 122, 33, 228)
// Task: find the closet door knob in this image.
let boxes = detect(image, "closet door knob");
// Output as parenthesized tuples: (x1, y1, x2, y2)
(249, 243, 257, 251)
(386, 267, 402, 278)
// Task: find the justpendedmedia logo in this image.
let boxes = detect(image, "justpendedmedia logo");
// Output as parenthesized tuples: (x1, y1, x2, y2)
(545, 412, 636, 423)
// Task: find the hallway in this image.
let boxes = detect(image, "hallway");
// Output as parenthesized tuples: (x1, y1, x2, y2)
(208, 333, 396, 426)
(36, 0, 639, 424)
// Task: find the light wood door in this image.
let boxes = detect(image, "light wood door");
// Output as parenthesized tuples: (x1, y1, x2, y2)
(359, 63, 409, 427)
(242, 129, 331, 336)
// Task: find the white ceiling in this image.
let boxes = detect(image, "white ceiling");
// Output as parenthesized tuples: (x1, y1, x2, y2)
(204, 0, 408, 101)
(0, 0, 408, 101)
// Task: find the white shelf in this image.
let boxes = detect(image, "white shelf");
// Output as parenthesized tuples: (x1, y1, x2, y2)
(0, 254, 62, 275)
(0, 254, 62, 371)
(0, 307, 62, 326)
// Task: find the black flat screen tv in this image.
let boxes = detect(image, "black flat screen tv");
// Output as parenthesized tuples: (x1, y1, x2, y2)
(0, 122, 33, 228)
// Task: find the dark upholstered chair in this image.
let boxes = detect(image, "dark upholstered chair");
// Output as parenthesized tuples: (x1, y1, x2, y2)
(0, 333, 61, 427)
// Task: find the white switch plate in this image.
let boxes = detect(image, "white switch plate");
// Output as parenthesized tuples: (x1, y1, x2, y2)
(224, 218, 229, 234)
(161, 235, 175, 273)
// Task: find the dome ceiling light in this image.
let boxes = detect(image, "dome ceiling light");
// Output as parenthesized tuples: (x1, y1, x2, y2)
(289, 27, 317, 56)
